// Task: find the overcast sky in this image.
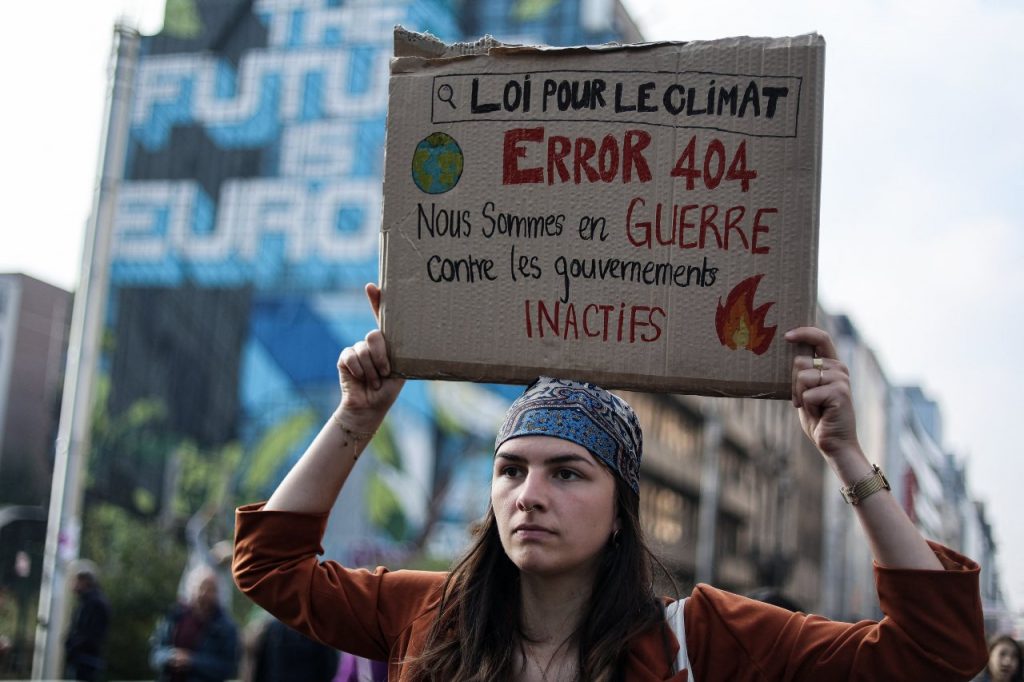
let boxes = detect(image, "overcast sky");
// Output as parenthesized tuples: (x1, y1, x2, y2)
(1, 0, 1021, 611)
(622, 0, 1024, 611)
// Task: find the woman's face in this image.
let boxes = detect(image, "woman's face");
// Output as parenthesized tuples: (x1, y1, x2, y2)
(990, 641, 1021, 682)
(492, 435, 619, 579)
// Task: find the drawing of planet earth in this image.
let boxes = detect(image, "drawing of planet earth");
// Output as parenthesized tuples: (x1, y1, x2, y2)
(411, 132, 464, 194)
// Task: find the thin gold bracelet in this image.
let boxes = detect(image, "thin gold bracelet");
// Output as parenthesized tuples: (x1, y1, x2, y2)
(331, 412, 376, 447)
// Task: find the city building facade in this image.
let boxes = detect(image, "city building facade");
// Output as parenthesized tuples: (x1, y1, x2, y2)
(819, 312, 1011, 627)
(72, 0, 638, 567)
(0, 273, 71, 507)
(626, 389, 825, 612)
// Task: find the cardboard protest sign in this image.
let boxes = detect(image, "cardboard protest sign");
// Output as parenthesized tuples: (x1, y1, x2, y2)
(380, 28, 824, 398)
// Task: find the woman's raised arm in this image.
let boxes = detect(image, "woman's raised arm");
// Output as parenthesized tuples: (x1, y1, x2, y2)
(784, 326, 942, 570)
(264, 283, 405, 513)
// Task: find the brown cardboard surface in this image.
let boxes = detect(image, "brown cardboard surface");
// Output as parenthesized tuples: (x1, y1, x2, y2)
(380, 29, 824, 398)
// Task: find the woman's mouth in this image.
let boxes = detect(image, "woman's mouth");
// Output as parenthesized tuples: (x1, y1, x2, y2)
(514, 524, 555, 540)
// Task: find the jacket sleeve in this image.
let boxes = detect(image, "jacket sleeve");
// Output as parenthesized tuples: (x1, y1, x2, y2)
(232, 502, 445, 661)
(685, 542, 987, 682)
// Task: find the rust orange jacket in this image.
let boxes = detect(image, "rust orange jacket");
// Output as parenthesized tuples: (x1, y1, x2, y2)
(233, 503, 986, 681)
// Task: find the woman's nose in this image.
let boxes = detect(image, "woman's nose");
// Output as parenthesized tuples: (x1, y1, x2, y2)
(516, 471, 547, 512)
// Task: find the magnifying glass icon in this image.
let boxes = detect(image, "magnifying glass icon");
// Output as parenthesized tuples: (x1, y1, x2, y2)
(437, 83, 456, 110)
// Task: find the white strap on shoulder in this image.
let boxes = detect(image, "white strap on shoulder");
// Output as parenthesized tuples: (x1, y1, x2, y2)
(665, 598, 692, 676)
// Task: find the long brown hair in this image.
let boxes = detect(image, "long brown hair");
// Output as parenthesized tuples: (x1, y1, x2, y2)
(406, 477, 669, 681)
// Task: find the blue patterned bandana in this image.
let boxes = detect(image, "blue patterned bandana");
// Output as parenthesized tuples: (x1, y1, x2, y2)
(495, 377, 643, 493)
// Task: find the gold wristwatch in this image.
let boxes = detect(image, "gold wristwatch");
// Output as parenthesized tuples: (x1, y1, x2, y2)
(840, 464, 890, 505)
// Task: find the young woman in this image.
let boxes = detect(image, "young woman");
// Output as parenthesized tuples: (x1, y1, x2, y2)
(233, 284, 987, 681)
(976, 635, 1023, 682)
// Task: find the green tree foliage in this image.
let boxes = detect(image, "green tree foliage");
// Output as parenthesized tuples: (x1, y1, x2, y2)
(175, 441, 242, 519)
(83, 378, 246, 677)
(367, 472, 407, 541)
(87, 377, 171, 517)
(238, 411, 316, 502)
(512, 0, 559, 21)
(80, 503, 185, 680)
(163, 0, 203, 39)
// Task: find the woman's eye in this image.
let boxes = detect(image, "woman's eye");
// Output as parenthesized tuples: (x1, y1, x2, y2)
(556, 469, 581, 481)
(500, 465, 521, 477)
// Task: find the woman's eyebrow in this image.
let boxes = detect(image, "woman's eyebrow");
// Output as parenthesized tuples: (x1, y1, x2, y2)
(545, 454, 596, 468)
(494, 452, 595, 468)
(495, 453, 526, 463)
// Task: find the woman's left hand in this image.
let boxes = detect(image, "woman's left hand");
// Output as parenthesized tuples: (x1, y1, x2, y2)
(785, 326, 859, 458)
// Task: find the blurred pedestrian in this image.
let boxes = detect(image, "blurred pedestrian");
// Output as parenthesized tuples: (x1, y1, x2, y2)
(975, 634, 1023, 682)
(151, 566, 238, 682)
(247, 616, 338, 682)
(63, 559, 110, 682)
(177, 504, 234, 610)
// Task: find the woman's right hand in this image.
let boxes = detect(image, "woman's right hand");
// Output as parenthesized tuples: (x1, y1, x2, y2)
(335, 283, 405, 431)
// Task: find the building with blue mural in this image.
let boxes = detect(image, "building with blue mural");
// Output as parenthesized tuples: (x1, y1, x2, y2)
(92, 0, 642, 567)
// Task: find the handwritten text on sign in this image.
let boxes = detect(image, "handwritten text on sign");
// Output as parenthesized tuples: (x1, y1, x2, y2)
(416, 126, 777, 343)
(382, 34, 823, 395)
(432, 70, 803, 137)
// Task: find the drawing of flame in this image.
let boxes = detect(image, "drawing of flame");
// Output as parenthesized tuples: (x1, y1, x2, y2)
(715, 274, 777, 355)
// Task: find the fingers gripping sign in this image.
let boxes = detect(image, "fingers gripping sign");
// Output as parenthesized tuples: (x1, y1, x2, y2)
(784, 327, 858, 458)
(336, 284, 405, 430)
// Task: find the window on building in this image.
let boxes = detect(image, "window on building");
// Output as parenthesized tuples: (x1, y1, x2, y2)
(717, 514, 741, 557)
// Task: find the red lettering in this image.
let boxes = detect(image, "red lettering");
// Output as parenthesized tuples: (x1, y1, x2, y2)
(507, 129, 653, 185)
(547, 135, 571, 184)
(597, 305, 613, 340)
(723, 206, 749, 251)
(524, 300, 666, 343)
(623, 130, 652, 182)
(703, 139, 726, 189)
(563, 303, 579, 339)
(625, 197, 650, 247)
(671, 137, 758, 192)
(726, 141, 757, 192)
(625, 199, 774, 254)
(574, 137, 599, 184)
(629, 306, 646, 343)
(645, 306, 666, 342)
(503, 127, 544, 185)
(670, 137, 699, 189)
(598, 135, 619, 182)
(655, 202, 674, 246)
(699, 204, 722, 249)
(678, 205, 698, 248)
(628, 305, 666, 343)
(538, 299, 559, 337)
(583, 304, 602, 338)
(752, 208, 775, 254)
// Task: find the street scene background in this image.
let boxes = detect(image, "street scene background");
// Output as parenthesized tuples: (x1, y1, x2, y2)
(0, 0, 1021, 678)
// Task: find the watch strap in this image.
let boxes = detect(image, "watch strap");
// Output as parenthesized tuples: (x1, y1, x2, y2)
(840, 464, 890, 505)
